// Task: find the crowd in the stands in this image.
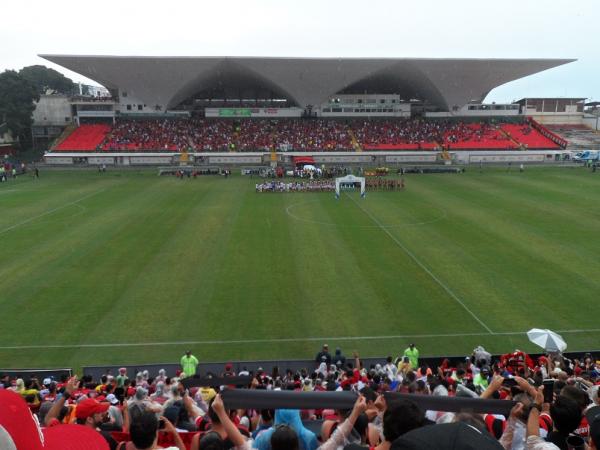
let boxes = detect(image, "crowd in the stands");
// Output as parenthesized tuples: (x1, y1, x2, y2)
(352, 119, 447, 147)
(441, 121, 510, 146)
(99, 119, 233, 152)
(54, 118, 563, 153)
(234, 119, 353, 151)
(2, 345, 599, 450)
(97, 119, 353, 152)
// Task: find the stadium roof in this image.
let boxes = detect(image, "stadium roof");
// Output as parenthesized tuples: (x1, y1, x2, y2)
(516, 97, 586, 101)
(39, 55, 575, 111)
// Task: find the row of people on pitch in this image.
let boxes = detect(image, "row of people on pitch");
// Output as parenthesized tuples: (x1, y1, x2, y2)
(365, 178, 405, 190)
(255, 181, 336, 192)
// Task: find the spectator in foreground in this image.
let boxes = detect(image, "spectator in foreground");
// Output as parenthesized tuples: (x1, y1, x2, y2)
(120, 409, 184, 450)
(254, 408, 320, 450)
(75, 397, 119, 449)
(586, 406, 600, 449)
(364, 399, 427, 450)
(116, 367, 129, 388)
(316, 344, 332, 366)
(214, 393, 367, 450)
(391, 422, 503, 449)
(545, 396, 582, 450)
(180, 350, 199, 378)
(333, 348, 347, 367)
(0, 389, 109, 450)
(403, 344, 419, 369)
(525, 387, 560, 450)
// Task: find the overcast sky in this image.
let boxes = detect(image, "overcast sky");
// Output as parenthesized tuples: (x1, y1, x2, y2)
(1, 0, 597, 103)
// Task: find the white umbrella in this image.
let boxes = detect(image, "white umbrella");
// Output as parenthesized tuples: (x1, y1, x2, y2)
(527, 328, 567, 353)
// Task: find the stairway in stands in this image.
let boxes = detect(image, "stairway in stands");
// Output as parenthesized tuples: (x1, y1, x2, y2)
(348, 129, 362, 152)
(51, 123, 77, 150)
(439, 148, 451, 160)
(498, 127, 522, 148)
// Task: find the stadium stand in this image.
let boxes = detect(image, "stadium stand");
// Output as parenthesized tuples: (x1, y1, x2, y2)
(237, 119, 353, 151)
(1, 348, 597, 449)
(353, 119, 441, 150)
(501, 123, 561, 149)
(50, 118, 567, 153)
(54, 123, 111, 152)
(443, 122, 516, 150)
(547, 124, 600, 150)
(100, 119, 233, 152)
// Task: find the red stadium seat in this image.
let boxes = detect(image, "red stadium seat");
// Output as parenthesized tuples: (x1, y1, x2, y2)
(54, 124, 111, 151)
(501, 124, 561, 149)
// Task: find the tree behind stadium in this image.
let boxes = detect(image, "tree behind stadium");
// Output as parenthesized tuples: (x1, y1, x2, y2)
(19, 65, 76, 95)
(0, 70, 40, 149)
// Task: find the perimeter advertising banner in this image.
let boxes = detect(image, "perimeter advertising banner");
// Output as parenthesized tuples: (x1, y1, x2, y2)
(206, 108, 302, 118)
(218, 108, 252, 117)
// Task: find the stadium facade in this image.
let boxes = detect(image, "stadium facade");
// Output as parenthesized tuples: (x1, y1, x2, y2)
(40, 55, 574, 114)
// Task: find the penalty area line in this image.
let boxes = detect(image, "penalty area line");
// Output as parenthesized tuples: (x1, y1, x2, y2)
(1, 328, 598, 350)
(344, 193, 494, 335)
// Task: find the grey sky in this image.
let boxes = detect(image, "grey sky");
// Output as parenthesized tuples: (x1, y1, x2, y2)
(1, 0, 597, 103)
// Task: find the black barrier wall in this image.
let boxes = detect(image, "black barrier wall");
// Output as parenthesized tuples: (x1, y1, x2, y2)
(81, 350, 596, 380)
(0, 368, 72, 380)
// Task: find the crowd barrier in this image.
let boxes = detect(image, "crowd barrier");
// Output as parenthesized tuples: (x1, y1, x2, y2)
(528, 118, 569, 148)
(0, 368, 72, 380)
(219, 389, 516, 416)
(81, 350, 597, 380)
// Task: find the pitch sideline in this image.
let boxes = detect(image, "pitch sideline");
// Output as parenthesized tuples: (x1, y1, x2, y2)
(0, 328, 597, 350)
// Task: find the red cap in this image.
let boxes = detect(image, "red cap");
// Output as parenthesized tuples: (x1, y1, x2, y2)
(0, 390, 108, 450)
(75, 398, 110, 420)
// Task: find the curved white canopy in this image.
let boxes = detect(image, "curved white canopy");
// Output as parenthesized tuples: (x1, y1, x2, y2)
(40, 55, 575, 111)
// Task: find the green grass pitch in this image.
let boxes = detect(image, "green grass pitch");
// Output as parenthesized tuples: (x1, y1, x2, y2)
(1, 166, 599, 372)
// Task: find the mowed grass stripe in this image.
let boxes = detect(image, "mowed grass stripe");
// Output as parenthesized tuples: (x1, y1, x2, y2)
(285, 193, 381, 336)
(67, 179, 238, 356)
(284, 191, 490, 336)
(0, 172, 114, 229)
(445, 173, 600, 292)
(380, 172, 600, 331)
(358, 183, 509, 328)
(452, 173, 600, 274)
(0, 176, 198, 345)
(0, 175, 127, 290)
(342, 191, 493, 334)
(200, 190, 302, 342)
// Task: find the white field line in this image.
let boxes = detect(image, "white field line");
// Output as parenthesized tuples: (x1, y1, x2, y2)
(285, 199, 448, 229)
(0, 189, 104, 236)
(345, 193, 494, 334)
(1, 328, 598, 350)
